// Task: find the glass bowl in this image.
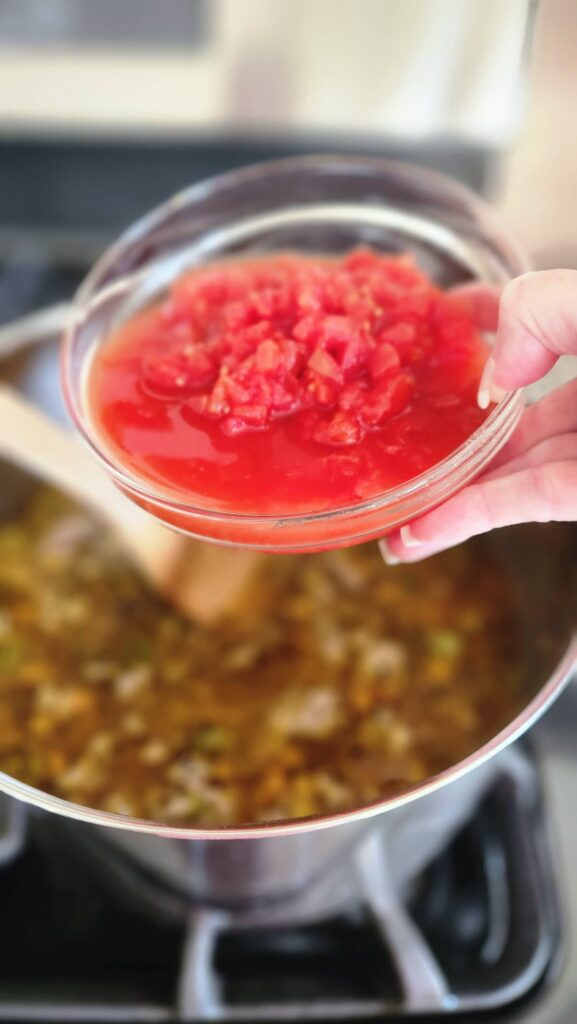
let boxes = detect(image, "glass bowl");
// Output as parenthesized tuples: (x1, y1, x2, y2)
(62, 155, 526, 552)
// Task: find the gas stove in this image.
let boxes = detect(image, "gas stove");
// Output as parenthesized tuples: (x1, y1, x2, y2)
(0, 139, 576, 1023)
(0, 737, 564, 1022)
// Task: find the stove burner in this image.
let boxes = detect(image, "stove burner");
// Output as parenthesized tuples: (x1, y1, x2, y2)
(0, 749, 560, 1021)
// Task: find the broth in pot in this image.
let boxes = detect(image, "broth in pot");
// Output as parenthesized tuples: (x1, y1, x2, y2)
(0, 487, 524, 828)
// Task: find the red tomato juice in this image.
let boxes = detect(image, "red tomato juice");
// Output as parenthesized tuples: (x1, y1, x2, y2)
(87, 250, 489, 521)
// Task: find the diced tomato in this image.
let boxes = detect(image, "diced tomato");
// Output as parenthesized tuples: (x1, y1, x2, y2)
(378, 323, 417, 348)
(338, 381, 369, 413)
(307, 348, 343, 384)
(279, 338, 303, 373)
(221, 416, 250, 436)
(368, 343, 400, 381)
(269, 379, 298, 412)
(343, 248, 381, 273)
(90, 249, 490, 517)
(318, 315, 358, 351)
(256, 339, 283, 374)
(378, 323, 425, 365)
(359, 375, 413, 427)
(311, 411, 362, 447)
(309, 377, 339, 407)
(141, 343, 216, 398)
(232, 403, 269, 427)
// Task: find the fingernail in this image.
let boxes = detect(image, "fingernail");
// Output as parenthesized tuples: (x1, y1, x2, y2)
(379, 538, 400, 565)
(477, 354, 495, 409)
(478, 354, 508, 409)
(490, 381, 509, 404)
(400, 524, 421, 548)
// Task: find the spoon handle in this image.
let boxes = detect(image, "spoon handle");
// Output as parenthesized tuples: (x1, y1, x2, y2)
(0, 385, 263, 623)
(0, 384, 180, 586)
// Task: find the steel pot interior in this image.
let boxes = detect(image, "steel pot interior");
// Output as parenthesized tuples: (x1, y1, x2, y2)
(0, 336, 575, 847)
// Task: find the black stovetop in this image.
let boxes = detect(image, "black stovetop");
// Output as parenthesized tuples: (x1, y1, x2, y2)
(0, 749, 560, 1021)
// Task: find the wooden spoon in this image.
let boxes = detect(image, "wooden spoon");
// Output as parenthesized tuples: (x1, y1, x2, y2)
(0, 385, 261, 624)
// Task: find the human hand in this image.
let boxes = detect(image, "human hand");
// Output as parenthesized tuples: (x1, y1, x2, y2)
(381, 270, 577, 564)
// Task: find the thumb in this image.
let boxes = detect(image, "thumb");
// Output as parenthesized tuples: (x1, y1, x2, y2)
(492, 269, 577, 391)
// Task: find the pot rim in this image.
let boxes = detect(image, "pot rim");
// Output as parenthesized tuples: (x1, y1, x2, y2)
(2, 153, 570, 840)
(2, 637, 575, 840)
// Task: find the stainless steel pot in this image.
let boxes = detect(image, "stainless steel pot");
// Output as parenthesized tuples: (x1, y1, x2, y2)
(0, 321, 576, 910)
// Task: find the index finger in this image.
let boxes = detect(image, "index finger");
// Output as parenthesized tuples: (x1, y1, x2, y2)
(493, 269, 577, 390)
(382, 458, 577, 564)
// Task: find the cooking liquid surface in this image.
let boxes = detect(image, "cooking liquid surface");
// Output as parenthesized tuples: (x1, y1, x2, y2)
(0, 489, 523, 827)
(88, 250, 490, 515)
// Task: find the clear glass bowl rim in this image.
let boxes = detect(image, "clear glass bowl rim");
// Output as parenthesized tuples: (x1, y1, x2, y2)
(62, 153, 528, 527)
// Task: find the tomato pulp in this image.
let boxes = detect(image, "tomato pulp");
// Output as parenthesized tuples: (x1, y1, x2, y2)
(88, 250, 490, 518)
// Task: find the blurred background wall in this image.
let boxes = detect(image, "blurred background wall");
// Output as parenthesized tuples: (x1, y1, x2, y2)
(0, 0, 528, 145)
(0, 0, 571, 272)
(498, 0, 577, 267)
